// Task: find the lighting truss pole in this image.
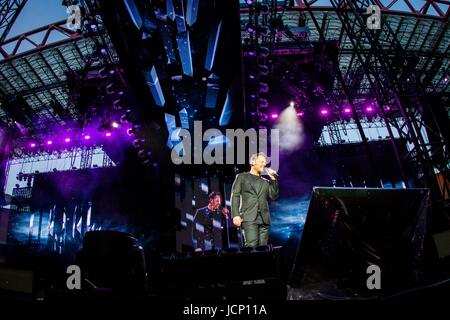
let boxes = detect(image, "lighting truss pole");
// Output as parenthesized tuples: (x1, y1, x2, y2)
(0, 0, 28, 44)
(302, 0, 383, 185)
(318, 0, 449, 208)
(80, 146, 94, 169)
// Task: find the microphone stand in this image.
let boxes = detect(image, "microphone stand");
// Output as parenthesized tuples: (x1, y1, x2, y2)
(219, 206, 231, 249)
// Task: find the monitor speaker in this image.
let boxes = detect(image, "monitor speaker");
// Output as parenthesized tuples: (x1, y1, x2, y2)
(289, 187, 428, 298)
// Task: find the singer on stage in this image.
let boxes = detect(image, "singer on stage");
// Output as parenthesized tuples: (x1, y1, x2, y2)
(231, 152, 279, 247)
(192, 191, 231, 251)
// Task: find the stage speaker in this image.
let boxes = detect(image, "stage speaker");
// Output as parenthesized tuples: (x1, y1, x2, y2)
(433, 229, 450, 259)
(0, 266, 33, 295)
(160, 246, 287, 300)
(289, 187, 428, 299)
(76, 231, 147, 296)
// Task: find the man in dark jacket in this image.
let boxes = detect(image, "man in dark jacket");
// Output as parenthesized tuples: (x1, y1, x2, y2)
(192, 192, 230, 251)
(231, 152, 279, 247)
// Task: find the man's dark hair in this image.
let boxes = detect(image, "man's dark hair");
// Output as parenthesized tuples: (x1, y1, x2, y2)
(209, 191, 222, 200)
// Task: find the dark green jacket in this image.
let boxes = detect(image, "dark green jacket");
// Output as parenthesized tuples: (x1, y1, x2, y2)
(230, 172, 279, 225)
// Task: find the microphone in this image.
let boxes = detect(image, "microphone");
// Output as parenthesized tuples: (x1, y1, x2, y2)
(265, 167, 279, 178)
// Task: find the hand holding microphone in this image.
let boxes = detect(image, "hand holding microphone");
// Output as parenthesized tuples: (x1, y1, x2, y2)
(265, 167, 279, 180)
(220, 206, 229, 218)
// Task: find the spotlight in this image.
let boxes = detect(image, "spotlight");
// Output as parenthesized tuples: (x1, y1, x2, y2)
(127, 125, 141, 136)
(112, 121, 120, 128)
(106, 83, 116, 95)
(444, 77, 448, 83)
(290, 101, 295, 107)
(246, 0, 253, 4)
(258, 64, 269, 76)
(105, 132, 112, 137)
(384, 106, 391, 111)
(84, 135, 91, 140)
(320, 108, 329, 115)
(120, 110, 133, 123)
(270, 113, 279, 119)
(132, 139, 145, 148)
(132, 124, 142, 133)
(259, 98, 269, 108)
(343, 107, 351, 114)
(30, 143, 36, 148)
(64, 138, 71, 143)
(259, 113, 268, 121)
(99, 67, 108, 78)
(47, 140, 53, 145)
(297, 111, 304, 117)
(259, 82, 269, 93)
(100, 48, 107, 54)
(138, 149, 147, 158)
(366, 106, 374, 112)
(113, 99, 122, 110)
(259, 46, 270, 58)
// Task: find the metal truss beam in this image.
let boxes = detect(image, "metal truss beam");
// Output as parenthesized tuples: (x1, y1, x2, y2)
(321, 0, 450, 206)
(0, 0, 28, 43)
(258, 0, 450, 21)
(0, 20, 82, 61)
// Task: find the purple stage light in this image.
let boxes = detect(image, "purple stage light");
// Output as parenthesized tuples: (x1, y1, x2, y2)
(127, 128, 133, 136)
(100, 48, 107, 54)
(246, 0, 253, 4)
(47, 140, 53, 145)
(366, 106, 374, 112)
(320, 108, 329, 115)
(297, 111, 304, 117)
(271, 113, 279, 119)
(30, 143, 36, 148)
(384, 106, 391, 111)
(84, 135, 91, 140)
(109, 69, 115, 75)
(344, 107, 351, 114)
(112, 121, 119, 128)
(444, 77, 449, 83)
(105, 132, 112, 137)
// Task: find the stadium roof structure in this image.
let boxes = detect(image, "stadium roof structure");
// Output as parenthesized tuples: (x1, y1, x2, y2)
(0, 0, 448, 139)
(240, 0, 450, 98)
(0, 0, 119, 138)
